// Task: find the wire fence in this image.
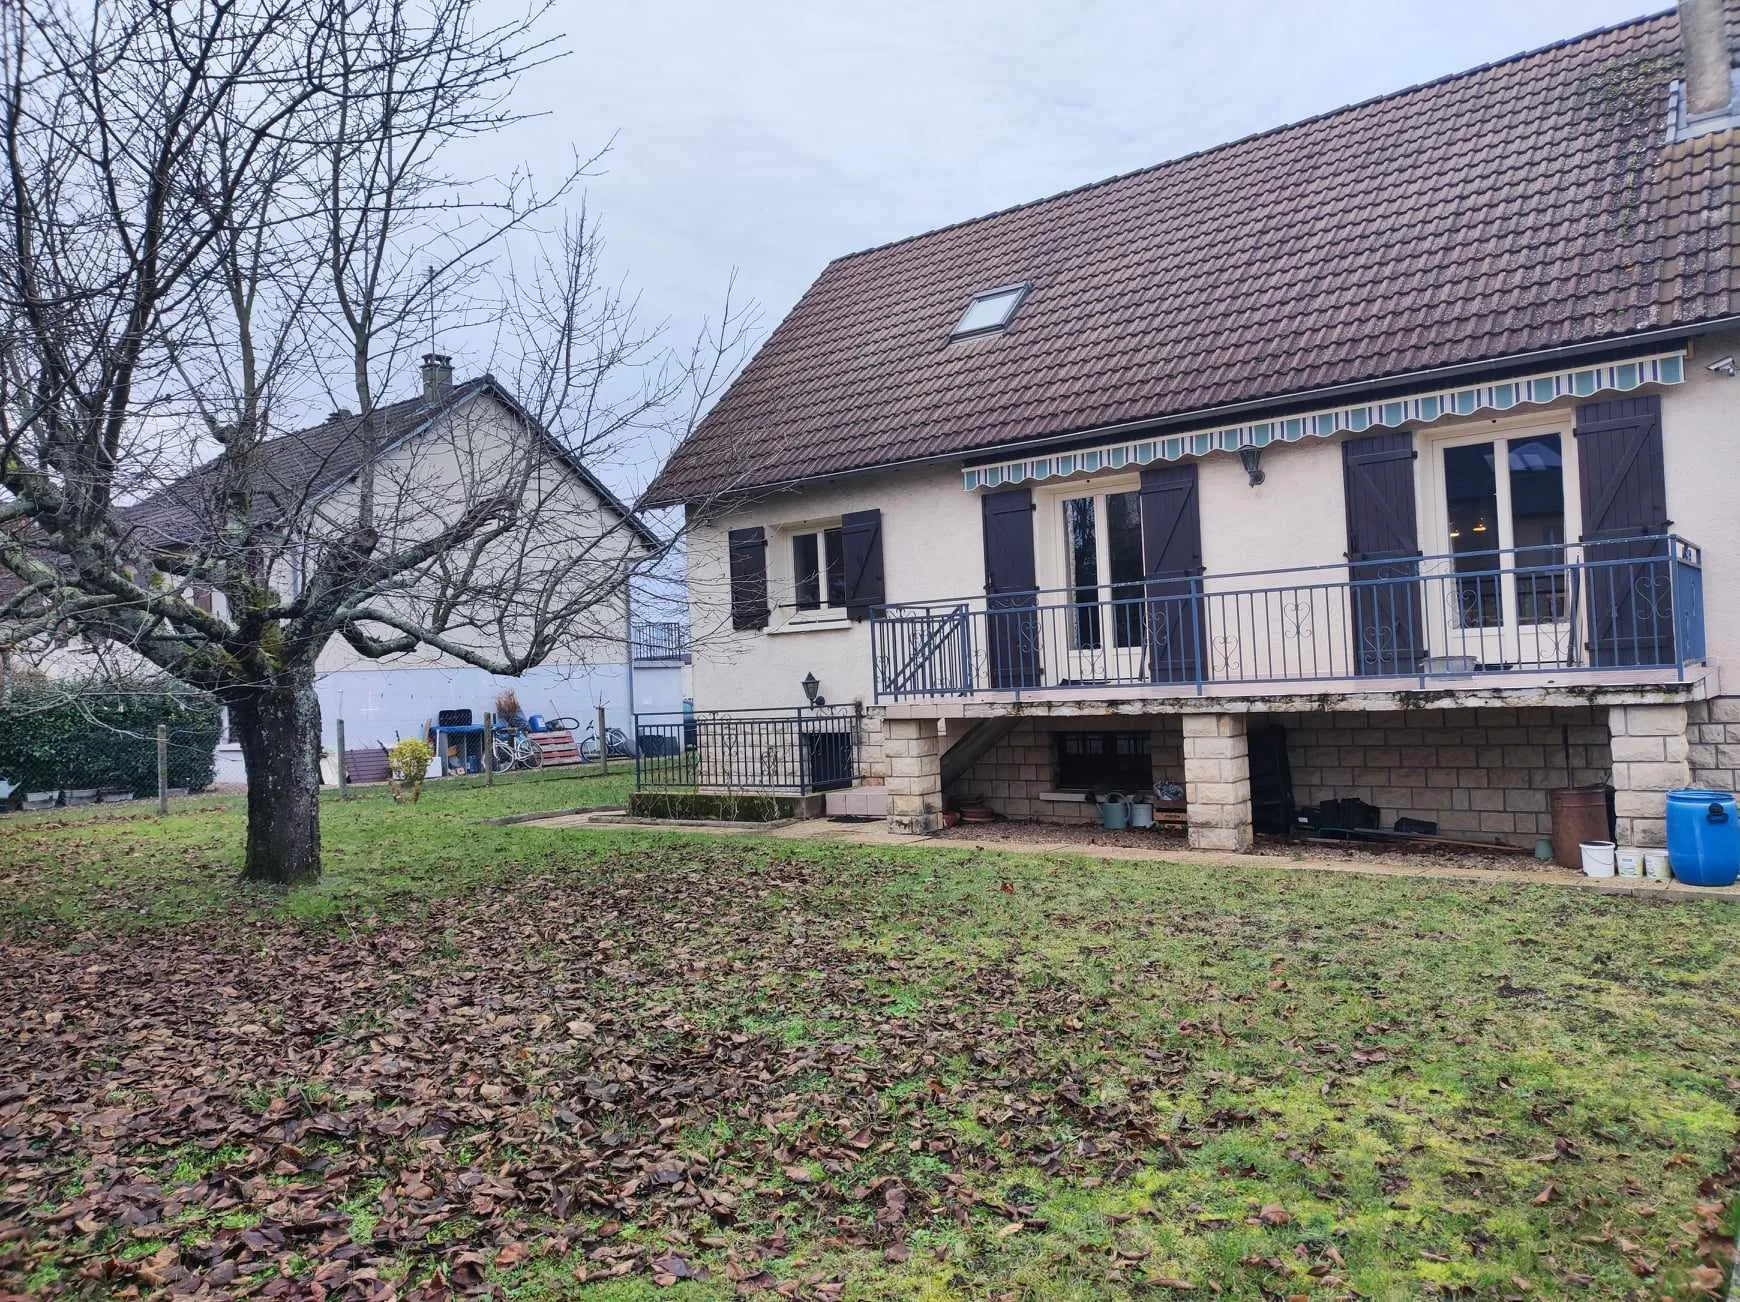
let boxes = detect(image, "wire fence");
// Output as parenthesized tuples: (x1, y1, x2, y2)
(1, 678, 220, 804)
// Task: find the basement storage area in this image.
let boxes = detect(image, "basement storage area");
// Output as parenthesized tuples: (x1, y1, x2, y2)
(937, 705, 1622, 854)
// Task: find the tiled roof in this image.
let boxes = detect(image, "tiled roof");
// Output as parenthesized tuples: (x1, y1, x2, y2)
(646, 6, 1740, 505)
(128, 378, 659, 550)
(125, 382, 488, 546)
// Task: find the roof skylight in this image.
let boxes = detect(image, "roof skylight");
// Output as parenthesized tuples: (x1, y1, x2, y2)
(951, 283, 1028, 338)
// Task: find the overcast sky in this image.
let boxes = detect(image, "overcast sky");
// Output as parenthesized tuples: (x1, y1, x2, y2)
(456, 0, 1661, 495)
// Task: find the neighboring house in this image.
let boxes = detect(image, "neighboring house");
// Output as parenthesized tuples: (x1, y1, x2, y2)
(646, 3, 1740, 852)
(14, 355, 686, 781)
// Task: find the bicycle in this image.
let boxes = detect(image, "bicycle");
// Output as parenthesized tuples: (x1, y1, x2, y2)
(490, 724, 544, 772)
(578, 722, 635, 763)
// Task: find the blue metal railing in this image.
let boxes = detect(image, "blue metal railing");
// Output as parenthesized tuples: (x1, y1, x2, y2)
(871, 535, 1704, 701)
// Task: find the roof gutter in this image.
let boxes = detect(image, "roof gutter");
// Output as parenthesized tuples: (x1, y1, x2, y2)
(653, 316, 1740, 508)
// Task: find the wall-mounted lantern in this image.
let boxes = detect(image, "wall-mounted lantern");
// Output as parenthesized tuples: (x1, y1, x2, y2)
(1239, 447, 1266, 487)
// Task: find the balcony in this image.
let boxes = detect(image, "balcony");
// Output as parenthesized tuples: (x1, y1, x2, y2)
(631, 620, 691, 664)
(871, 536, 1705, 704)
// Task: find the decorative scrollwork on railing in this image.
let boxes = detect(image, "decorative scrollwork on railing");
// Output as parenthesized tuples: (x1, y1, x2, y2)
(1631, 571, 1671, 621)
(1281, 599, 1312, 640)
(1447, 576, 1498, 630)
(1522, 619, 1570, 663)
(1359, 622, 1396, 670)
(1211, 634, 1240, 675)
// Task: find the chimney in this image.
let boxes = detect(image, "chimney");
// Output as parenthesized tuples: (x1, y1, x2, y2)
(421, 352, 454, 403)
(1680, 0, 1735, 123)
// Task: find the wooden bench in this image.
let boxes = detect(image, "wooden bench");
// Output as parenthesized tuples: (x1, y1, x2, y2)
(530, 729, 582, 767)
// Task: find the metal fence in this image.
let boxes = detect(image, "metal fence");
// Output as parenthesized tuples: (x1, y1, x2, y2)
(633, 705, 861, 793)
(872, 535, 1704, 700)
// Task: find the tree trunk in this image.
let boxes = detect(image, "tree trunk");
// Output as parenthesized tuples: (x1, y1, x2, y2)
(230, 666, 323, 884)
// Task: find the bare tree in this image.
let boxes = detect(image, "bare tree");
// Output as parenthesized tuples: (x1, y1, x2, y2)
(0, 0, 750, 883)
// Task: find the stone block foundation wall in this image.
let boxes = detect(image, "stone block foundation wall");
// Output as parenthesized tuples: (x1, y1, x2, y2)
(856, 711, 887, 783)
(1608, 703, 1690, 848)
(1267, 706, 1613, 850)
(944, 716, 1185, 823)
(885, 717, 943, 834)
(1687, 697, 1740, 792)
(1183, 714, 1253, 851)
(904, 699, 1714, 852)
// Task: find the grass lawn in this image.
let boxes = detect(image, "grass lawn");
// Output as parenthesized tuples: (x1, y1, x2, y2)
(1, 781, 1737, 1298)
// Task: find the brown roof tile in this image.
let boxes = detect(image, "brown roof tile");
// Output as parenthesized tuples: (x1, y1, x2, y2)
(647, 8, 1740, 505)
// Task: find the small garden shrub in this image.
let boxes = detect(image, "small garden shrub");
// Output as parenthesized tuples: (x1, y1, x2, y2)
(627, 791, 802, 822)
(387, 738, 434, 804)
(0, 676, 221, 801)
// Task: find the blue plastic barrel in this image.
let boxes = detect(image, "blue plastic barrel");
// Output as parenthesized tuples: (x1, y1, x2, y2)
(1665, 789, 1740, 887)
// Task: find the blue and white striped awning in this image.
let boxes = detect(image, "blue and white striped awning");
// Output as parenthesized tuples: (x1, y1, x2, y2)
(961, 350, 1687, 492)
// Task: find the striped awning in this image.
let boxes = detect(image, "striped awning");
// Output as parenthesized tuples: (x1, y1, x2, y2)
(961, 350, 1687, 492)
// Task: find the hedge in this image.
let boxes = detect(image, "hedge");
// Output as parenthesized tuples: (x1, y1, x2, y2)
(0, 677, 221, 800)
(625, 791, 810, 822)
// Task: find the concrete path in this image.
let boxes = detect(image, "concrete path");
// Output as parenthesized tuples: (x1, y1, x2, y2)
(523, 808, 1740, 901)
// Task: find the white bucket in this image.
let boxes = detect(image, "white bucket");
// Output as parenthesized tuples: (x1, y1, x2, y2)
(1580, 840, 1617, 878)
(1643, 849, 1671, 882)
(1615, 846, 1643, 878)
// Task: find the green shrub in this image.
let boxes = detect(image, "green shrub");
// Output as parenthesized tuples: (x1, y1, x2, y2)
(0, 676, 222, 800)
(626, 791, 803, 822)
(387, 737, 433, 804)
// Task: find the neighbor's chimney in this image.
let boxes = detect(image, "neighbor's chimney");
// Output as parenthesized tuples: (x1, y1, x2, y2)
(421, 352, 454, 403)
(1680, 0, 1733, 121)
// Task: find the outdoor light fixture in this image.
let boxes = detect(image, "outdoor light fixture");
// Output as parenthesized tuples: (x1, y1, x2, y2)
(1239, 447, 1265, 486)
(801, 672, 825, 707)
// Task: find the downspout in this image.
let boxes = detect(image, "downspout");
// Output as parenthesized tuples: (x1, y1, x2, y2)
(624, 577, 637, 728)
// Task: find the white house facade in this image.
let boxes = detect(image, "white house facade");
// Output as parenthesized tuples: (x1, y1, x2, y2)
(649, 5, 1740, 854)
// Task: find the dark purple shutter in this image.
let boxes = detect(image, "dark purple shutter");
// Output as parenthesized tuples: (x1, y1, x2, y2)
(1138, 463, 1205, 683)
(1575, 395, 1672, 666)
(840, 508, 885, 620)
(981, 487, 1040, 689)
(727, 526, 769, 631)
(1342, 431, 1423, 676)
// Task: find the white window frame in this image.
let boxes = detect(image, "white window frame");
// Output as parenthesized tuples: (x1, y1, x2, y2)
(1417, 412, 1583, 570)
(1416, 411, 1584, 661)
(1034, 474, 1142, 595)
(771, 517, 851, 631)
(950, 282, 1031, 339)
